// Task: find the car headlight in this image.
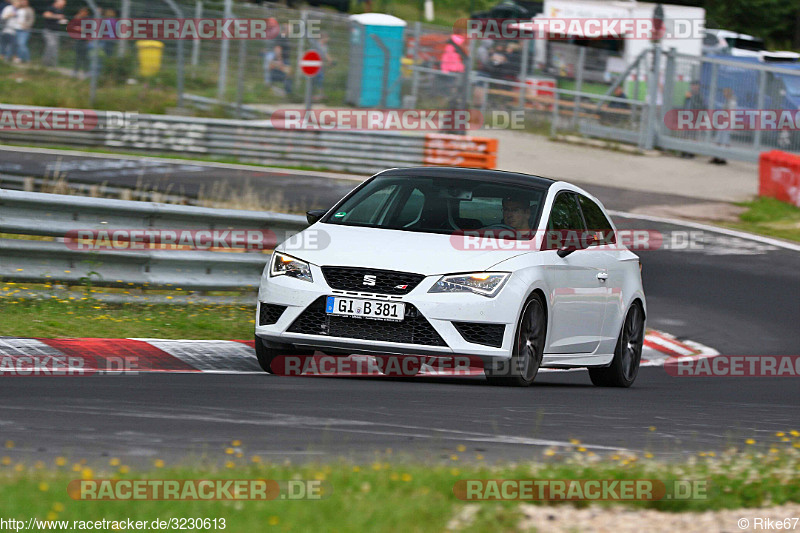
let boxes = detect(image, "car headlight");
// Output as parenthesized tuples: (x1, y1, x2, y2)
(269, 252, 313, 282)
(428, 272, 509, 297)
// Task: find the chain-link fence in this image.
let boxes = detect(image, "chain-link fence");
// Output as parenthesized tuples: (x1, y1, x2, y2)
(5, 3, 800, 161)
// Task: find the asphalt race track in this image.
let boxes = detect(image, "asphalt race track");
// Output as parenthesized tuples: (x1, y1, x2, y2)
(1, 149, 799, 465)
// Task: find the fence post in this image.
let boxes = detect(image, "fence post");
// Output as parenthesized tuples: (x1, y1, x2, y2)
(705, 62, 718, 144)
(408, 21, 421, 109)
(118, 0, 130, 57)
(658, 47, 677, 144)
(643, 45, 661, 150)
(293, 10, 308, 101)
(191, 0, 203, 67)
(84, 0, 101, 107)
(517, 39, 529, 111)
(217, 0, 233, 101)
(236, 39, 247, 118)
(753, 69, 766, 150)
(162, 0, 185, 108)
(463, 37, 475, 110)
(571, 46, 586, 129)
(550, 88, 559, 137)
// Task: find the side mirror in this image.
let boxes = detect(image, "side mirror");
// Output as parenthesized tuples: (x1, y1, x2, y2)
(556, 234, 595, 258)
(306, 209, 328, 225)
(557, 246, 576, 258)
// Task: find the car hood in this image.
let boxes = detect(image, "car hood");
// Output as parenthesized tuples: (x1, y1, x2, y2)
(278, 223, 530, 276)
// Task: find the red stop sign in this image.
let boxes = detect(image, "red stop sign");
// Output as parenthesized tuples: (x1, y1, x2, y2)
(300, 50, 322, 77)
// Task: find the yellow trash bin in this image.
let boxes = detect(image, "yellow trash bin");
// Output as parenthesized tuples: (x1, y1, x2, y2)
(136, 40, 164, 77)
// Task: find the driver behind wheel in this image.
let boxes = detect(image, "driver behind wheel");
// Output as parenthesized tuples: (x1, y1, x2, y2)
(502, 197, 532, 234)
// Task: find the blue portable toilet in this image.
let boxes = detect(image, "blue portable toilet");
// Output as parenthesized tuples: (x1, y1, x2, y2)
(346, 13, 407, 108)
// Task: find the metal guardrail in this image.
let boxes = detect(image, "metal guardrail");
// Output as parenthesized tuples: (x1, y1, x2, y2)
(0, 189, 308, 291)
(0, 105, 498, 175)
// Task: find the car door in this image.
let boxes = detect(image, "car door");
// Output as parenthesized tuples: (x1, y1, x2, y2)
(576, 193, 621, 354)
(541, 192, 606, 354)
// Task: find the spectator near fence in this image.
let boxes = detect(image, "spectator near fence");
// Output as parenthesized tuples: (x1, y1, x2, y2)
(72, 6, 89, 78)
(1, 0, 19, 62)
(711, 87, 736, 165)
(42, 0, 66, 66)
(13, 0, 33, 64)
(680, 81, 707, 159)
(101, 8, 116, 58)
(601, 85, 630, 126)
(310, 32, 333, 102)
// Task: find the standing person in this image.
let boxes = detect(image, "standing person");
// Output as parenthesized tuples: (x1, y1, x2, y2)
(711, 87, 736, 165)
(439, 33, 464, 104)
(13, 0, 33, 64)
(266, 43, 291, 97)
(1, 0, 19, 63)
(101, 7, 116, 58)
(72, 6, 89, 78)
(310, 32, 333, 102)
(680, 81, 707, 158)
(602, 85, 630, 126)
(274, 23, 293, 95)
(42, 0, 66, 66)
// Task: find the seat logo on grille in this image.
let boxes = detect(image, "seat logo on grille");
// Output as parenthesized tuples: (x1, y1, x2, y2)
(362, 274, 377, 286)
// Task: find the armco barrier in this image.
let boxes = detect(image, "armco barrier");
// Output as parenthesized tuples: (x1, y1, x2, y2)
(0, 105, 498, 175)
(0, 189, 308, 291)
(759, 150, 800, 207)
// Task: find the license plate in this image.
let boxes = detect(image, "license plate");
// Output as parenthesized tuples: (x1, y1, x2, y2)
(325, 296, 405, 321)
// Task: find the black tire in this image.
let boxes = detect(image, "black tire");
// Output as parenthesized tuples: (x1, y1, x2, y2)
(588, 302, 645, 388)
(254, 336, 313, 374)
(376, 356, 421, 377)
(485, 293, 547, 387)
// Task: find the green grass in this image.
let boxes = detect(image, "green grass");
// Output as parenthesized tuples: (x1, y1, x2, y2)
(727, 197, 800, 243)
(0, 290, 255, 339)
(0, 63, 178, 115)
(0, 441, 798, 532)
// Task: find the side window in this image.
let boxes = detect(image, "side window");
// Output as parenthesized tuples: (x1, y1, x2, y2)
(395, 188, 425, 227)
(339, 184, 397, 225)
(577, 195, 616, 244)
(545, 192, 586, 250)
(548, 192, 585, 231)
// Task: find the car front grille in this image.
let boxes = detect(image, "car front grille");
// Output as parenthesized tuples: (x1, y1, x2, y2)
(287, 296, 446, 346)
(452, 322, 506, 348)
(321, 266, 426, 295)
(259, 303, 287, 326)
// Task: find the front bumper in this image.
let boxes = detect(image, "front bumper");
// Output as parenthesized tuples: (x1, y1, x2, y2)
(255, 264, 527, 359)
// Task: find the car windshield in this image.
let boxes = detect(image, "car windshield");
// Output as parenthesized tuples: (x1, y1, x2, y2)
(728, 37, 766, 52)
(323, 175, 547, 239)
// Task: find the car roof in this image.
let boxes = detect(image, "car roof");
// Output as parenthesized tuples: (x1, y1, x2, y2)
(376, 167, 556, 189)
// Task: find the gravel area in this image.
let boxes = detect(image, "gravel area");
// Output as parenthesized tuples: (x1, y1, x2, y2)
(516, 502, 800, 532)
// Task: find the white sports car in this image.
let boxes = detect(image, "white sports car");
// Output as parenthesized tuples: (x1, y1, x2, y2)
(255, 167, 646, 387)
